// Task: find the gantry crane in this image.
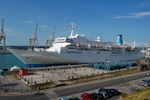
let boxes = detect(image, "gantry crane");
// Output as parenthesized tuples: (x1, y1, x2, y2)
(0, 19, 6, 50)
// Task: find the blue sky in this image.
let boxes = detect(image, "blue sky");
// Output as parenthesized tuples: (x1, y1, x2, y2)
(0, 0, 150, 46)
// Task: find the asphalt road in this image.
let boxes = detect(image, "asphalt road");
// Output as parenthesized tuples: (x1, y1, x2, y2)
(54, 71, 148, 97)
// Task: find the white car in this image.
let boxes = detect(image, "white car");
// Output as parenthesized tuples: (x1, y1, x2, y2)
(60, 97, 68, 100)
(138, 79, 150, 87)
(147, 72, 150, 76)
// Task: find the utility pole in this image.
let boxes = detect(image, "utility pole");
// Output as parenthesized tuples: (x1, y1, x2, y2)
(30, 76, 33, 100)
(0, 19, 6, 50)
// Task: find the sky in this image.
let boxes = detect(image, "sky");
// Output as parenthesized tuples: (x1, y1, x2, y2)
(0, 0, 150, 47)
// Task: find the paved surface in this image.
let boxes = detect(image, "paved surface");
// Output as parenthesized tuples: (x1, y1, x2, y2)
(1, 69, 150, 100)
(50, 71, 149, 100)
(22, 66, 107, 85)
(0, 75, 49, 100)
(0, 94, 49, 100)
(53, 71, 147, 97)
(0, 75, 29, 93)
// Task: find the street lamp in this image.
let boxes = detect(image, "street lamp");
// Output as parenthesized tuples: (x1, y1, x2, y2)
(30, 76, 33, 100)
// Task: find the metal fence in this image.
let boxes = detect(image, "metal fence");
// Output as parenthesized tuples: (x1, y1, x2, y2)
(0, 82, 30, 93)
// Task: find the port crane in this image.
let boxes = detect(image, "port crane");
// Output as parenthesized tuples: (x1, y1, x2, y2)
(45, 26, 55, 48)
(0, 19, 6, 50)
(28, 24, 38, 50)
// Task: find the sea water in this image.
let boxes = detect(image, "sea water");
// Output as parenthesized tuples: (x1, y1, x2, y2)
(0, 54, 26, 69)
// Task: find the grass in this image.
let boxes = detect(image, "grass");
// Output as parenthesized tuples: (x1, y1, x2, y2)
(118, 88, 150, 100)
(30, 82, 56, 91)
(12, 73, 20, 80)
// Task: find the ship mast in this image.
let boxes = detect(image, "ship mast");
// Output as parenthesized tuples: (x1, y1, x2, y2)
(0, 19, 6, 50)
(70, 23, 75, 37)
(33, 24, 38, 48)
(45, 26, 55, 48)
(28, 24, 38, 50)
(131, 41, 136, 50)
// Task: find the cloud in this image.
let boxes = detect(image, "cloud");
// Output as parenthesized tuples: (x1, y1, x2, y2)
(114, 11, 150, 19)
(40, 25, 48, 29)
(24, 20, 34, 24)
(137, 1, 150, 8)
(4, 27, 13, 33)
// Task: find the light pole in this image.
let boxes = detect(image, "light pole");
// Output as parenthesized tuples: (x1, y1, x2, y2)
(30, 76, 33, 100)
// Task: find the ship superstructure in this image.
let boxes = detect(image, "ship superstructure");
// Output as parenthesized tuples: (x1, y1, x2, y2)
(145, 45, 150, 60)
(8, 24, 144, 67)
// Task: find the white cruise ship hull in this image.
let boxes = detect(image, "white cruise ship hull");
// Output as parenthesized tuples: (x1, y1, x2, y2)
(8, 48, 144, 67)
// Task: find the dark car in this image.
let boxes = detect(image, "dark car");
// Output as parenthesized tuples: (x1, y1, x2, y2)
(108, 88, 122, 96)
(98, 88, 109, 99)
(90, 93, 100, 100)
(105, 89, 114, 97)
(96, 93, 105, 100)
(80, 93, 95, 100)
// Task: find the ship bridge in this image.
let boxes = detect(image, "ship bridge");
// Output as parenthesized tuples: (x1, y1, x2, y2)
(55, 37, 74, 43)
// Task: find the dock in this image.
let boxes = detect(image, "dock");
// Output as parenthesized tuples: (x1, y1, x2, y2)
(0, 49, 11, 54)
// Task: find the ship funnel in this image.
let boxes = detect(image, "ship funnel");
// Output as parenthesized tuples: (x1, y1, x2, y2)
(117, 34, 123, 45)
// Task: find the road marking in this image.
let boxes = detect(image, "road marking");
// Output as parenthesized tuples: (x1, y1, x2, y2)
(45, 91, 59, 99)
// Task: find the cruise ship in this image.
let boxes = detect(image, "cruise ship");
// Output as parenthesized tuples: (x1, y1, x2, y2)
(145, 46, 150, 60)
(8, 24, 145, 67)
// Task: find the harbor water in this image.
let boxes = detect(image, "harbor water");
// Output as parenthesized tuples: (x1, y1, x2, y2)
(0, 54, 26, 69)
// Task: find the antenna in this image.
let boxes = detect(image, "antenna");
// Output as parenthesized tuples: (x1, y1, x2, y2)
(50, 26, 55, 42)
(0, 19, 6, 49)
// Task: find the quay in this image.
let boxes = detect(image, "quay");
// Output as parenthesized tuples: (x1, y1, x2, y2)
(0, 49, 11, 54)
(21, 64, 107, 86)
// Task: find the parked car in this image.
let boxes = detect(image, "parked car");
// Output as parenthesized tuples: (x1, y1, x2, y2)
(106, 89, 115, 97)
(138, 79, 150, 87)
(104, 89, 114, 97)
(80, 93, 95, 100)
(90, 93, 100, 100)
(96, 93, 105, 100)
(69, 97, 80, 100)
(60, 96, 68, 100)
(108, 88, 122, 96)
(98, 88, 110, 99)
(147, 72, 150, 76)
